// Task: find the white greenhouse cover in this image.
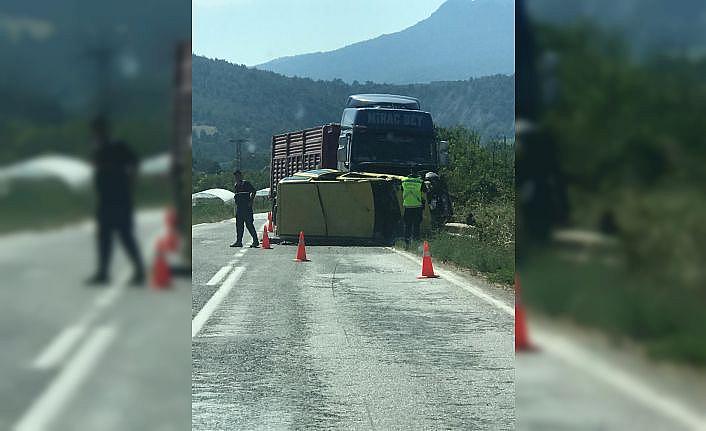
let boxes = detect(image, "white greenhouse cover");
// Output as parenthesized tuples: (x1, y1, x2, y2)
(0, 155, 92, 189)
(192, 188, 235, 202)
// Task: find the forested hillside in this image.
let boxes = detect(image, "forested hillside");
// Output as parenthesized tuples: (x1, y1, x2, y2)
(520, 21, 706, 365)
(192, 55, 514, 168)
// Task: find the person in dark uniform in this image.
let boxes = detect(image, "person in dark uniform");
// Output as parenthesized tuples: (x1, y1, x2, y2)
(86, 116, 145, 286)
(230, 170, 259, 248)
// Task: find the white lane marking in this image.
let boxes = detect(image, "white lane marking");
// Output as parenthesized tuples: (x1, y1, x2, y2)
(30, 271, 129, 371)
(14, 326, 118, 431)
(393, 246, 703, 429)
(206, 265, 232, 286)
(192, 266, 246, 338)
(30, 224, 159, 371)
(389, 247, 514, 316)
(31, 326, 87, 370)
(534, 328, 706, 431)
(230, 248, 247, 261)
(435, 268, 514, 316)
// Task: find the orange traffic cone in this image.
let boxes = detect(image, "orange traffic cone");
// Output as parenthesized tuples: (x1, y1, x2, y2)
(294, 231, 310, 262)
(267, 212, 274, 232)
(150, 239, 172, 289)
(261, 225, 272, 249)
(515, 273, 534, 352)
(417, 241, 439, 279)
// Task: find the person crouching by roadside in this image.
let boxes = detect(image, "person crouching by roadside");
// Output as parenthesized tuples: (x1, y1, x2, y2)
(424, 171, 452, 229)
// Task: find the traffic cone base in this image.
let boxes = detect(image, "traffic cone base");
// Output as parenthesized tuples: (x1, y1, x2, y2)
(515, 273, 535, 352)
(261, 226, 272, 249)
(515, 304, 534, 351)
(294, 231, 309, 262)
(418, 241, 439, 279)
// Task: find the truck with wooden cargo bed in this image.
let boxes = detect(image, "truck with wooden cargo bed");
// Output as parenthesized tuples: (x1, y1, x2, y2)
(269, 94, 449, 243)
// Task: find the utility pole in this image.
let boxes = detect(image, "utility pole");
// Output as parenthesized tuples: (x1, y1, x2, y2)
(236, 139, 242, 171)
(230, 138, 244, 171)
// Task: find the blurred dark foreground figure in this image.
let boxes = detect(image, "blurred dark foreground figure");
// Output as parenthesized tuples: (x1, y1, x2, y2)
(230, 170, 259, 248)
(86, 117, 145, 286)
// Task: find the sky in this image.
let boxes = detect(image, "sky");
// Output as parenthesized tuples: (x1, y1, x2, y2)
(192, 0, 447, 66)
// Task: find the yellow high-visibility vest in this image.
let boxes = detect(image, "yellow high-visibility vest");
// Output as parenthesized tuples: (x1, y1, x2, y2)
(401, 177, 423, 208)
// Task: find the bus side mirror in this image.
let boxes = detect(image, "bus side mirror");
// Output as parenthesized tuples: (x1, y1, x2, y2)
(438, 140, 449, 166)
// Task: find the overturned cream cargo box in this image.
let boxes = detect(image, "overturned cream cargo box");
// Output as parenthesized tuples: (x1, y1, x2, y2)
(275, 169, 430, 243)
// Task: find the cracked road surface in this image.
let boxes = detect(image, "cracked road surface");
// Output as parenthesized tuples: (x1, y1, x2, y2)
(192, 214, 514, 430)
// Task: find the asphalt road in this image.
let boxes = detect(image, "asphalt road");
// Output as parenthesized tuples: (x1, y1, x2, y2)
(517, 317, 706, 431)
(0, 210, 191, 431)
(192, 214, 515, 430)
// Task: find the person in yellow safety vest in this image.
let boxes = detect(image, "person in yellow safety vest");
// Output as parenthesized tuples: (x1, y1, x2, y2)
(401, 173, 425, 248)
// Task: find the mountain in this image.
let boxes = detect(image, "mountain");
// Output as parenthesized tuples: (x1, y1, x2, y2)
(192, 55, 514, 167)
(256, 0, 514, 84)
